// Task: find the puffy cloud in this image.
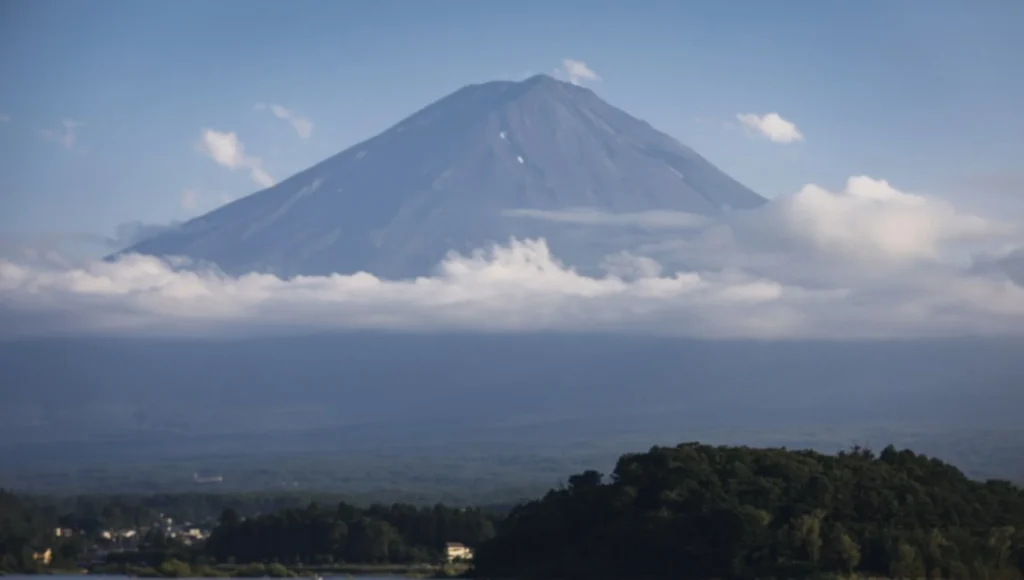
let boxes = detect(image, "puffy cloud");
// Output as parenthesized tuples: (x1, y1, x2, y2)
(40, 118, 83, 148)
(736, 176, 1015, 264)
(198, 129, 275, 188)
(557, 59, 601, 86)
(0, 245, 1021, 341)
(736, 112, 803, 143)
(254, 103, 313, 139)
(635, 177, 1018, 298)
(0, 239, 834, 339)
(2, 176, 1023, 341)
(600, 251, 664, 279)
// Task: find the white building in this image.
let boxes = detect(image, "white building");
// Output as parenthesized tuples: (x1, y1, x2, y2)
(445, 542, 473, 562)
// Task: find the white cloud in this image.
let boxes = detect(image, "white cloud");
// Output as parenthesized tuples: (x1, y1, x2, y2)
(255, 103, 313, 139)
(40, 119, 83, 148)
(198, 129, 275, 188)
(634, 177, 1018, 297)
(736, 112, 803, 143)
(503, 208, 708, 229)
(2, 176, 1023, 341)
(250, 167, 274, 188)
(735, 176, 1014, 264)
(556, 59, 601, 86)
(600, 251, 664, 279)
(0, 237, 1020, 341)
(0, 239, 841, 339)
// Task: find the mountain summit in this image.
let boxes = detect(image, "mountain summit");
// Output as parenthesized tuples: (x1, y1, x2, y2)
(126, 74, 765, 278)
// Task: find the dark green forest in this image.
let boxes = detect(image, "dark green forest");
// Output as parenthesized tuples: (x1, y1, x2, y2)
(0, 490, 498, 573)
(475, 443, 1024, 579)
(3, 443, 1024, 578)
(205, 502, 496, 565)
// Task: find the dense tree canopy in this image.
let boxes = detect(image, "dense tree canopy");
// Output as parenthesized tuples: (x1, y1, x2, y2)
(1, 489, 498, 572)
(5, 442, 1024, 578)
(206, 501, 496, 564)
(32, 492, 368, 527)
(0, 490, 85, 572)
(474, 443, 1024, 579)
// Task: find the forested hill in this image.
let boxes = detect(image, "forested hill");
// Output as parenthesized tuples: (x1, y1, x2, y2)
(4, 443, 1024, 578)
(474, 443, 1024, 579)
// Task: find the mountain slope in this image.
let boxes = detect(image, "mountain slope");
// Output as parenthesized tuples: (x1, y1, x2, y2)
(126, 74, 765, 278)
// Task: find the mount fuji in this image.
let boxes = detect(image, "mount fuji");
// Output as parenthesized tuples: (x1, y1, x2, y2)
(123, 74, 764, 278)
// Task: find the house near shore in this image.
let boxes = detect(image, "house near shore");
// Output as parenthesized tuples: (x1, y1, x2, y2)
(32, 548, 52, 566)
(445, 542, 473, 562)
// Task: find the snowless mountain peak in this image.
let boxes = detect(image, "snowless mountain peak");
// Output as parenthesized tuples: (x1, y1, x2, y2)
(123, 75, 765, 278)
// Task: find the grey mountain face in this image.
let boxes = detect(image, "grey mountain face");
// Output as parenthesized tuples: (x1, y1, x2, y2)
(125, 74, 765, 278)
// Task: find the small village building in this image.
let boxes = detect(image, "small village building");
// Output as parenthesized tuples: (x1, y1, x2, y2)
(445, 542, 473, 562)
(31, 548, 53, 566)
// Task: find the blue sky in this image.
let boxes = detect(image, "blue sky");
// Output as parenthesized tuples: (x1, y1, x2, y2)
(1, 0, 1022, 237)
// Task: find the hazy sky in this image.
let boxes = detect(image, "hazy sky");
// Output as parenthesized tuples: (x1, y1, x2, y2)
(1, 0, 1022, 236)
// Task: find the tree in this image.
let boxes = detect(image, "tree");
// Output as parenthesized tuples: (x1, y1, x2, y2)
(835, 532, 861, 575)
(219, 508, 241, 527)
(890, 540, 924, 579)
(792, 511, 824, 564)
(473, 442, 1024, 580)
(266, 562, 294, 577)
(156, 558, 192, 577)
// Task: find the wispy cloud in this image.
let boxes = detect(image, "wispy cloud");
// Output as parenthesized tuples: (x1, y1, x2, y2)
(954, 169, 1024, 198)
(109, 221, 183, 250)
(180, 188, 199, 212)
(179, 187, 236, 215)
(254, 103, 313, 139)
(736, 112, 804, 144)
(2, 176, 1023, 341)
(40, 119, 83, 148)
(494, 70, 536, 82)
(0, 232, 109, 265)
(503, 208, 708, 229)
(0, 222, 186, 265)
(197, 129, 275, 188)
(555, 59, 601, 86)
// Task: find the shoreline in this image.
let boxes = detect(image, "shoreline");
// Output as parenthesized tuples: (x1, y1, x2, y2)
(69, 562, 471, 579)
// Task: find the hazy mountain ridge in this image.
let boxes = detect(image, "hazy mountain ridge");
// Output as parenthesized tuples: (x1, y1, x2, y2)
(122, 75, 764, 278)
